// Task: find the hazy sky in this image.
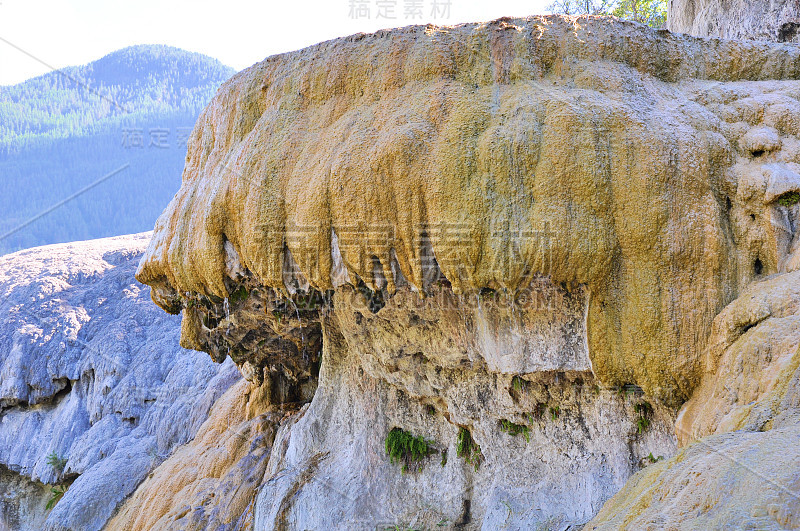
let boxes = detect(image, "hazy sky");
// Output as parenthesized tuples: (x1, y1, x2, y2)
(0, 0, 553, 85)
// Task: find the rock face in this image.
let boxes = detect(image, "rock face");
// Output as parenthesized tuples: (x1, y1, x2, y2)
(253, 300, 677, 529)
(131, 14, 800, 530)
(106, 378, 289, 530)
(587, 425, 800, 529)
(587, 269, 800, 529)
(676, 270, 800, 444)
(0, 234, 243, 530)
(137, 15, 800, 406)
(668, 0, 800, 42)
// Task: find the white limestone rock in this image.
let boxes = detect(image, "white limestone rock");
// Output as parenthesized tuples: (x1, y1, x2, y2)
(0, 234, 240, 531)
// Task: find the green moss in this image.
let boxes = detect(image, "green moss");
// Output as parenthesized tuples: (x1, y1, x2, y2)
(456, 427, 483, 471)
(229, 285, 249, 304)
(385, 427, 434, 473)
(549, 406, 560, 420)
(777, 191, 800, 207)
(499, 419, 530, 442)
(511, 376, 525, 393)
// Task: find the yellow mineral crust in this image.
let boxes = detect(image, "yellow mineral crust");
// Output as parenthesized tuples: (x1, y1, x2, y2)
(585, 425, 800, 530)
(105, 379, 282, 530)
(136, 15, 800, 403)
(588, 270, 800, 529)
(675, 270, 800, 444)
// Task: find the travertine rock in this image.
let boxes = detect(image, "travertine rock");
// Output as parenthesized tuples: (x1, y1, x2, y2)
(587, 269, 800, 529)
(0, 465, 49, 531)
(137, 15, 800, 404)
(253, 293, 676, 529)
(130, 14, 800, 530)
(3, 15, 798, 528)
(0, 235, 241, 530)
(586, 426, 800, 530)
(676, 270, 800, 444)
(106, 378, 291, 531)
(668, 0, 800, 42)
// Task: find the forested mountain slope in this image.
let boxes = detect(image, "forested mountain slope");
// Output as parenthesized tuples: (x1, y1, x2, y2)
(0, 45, 235, 254)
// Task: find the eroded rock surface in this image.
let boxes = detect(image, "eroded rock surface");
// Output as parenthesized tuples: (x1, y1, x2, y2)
(587, 425, 800, 530)
(668, 0, 800, 42)
(2, 13, 796, 531)
(0, 234, 241, 530)
(138, 15, 800, 405)
(677, 270, 800, 443)
(106, 378, 291, 531)
(587, 270, 800, 529)
(254, 296, 676, 530)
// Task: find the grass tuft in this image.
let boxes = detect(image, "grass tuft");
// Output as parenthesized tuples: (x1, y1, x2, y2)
(777, 191, 800, 207)
(634, 401, 653, 434)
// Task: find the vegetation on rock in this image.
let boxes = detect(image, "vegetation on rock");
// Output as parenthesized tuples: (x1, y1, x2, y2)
(456, 427, 483, 471)
(385, 427, 435, 473)
(46, 452, 67, 476)
(45, 486, 66, 511)
(634, 402, 653, 434)
(499, 420, 531, 442)
(777, 191, 800, 207)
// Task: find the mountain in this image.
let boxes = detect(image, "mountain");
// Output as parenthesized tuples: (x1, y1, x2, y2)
(0, 45, 235, 255)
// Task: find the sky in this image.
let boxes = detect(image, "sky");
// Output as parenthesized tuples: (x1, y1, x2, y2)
(0, 0, 554, 85)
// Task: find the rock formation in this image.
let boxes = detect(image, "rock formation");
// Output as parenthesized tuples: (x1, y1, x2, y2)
(3, 11, 799, 531)
(668, 0, 800, 42)
(587, 270, 800, 529)
(106, 378, 287, 530)
(137, 15, 800, 406)
(0, 235, 246, 530)
(131, 14, 800, 530)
